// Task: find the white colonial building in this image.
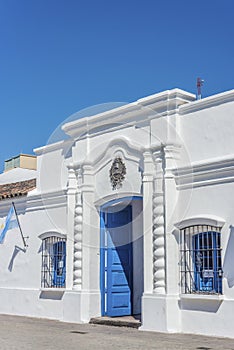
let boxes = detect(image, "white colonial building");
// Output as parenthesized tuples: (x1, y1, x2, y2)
(0, 88, 234, 338)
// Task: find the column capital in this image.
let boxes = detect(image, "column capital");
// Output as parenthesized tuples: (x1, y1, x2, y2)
(143, 150, 154, 183)
(67, 167, 77, 195)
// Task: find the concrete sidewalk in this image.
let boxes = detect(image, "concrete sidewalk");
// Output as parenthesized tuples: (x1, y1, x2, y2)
(0, 314, 233, 350)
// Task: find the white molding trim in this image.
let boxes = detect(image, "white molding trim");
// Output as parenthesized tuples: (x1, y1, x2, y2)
(34, 139, 73, 155)
(137, 88, 195, 105)
(94, 192, 142, 208)
(173, 155, 234, 190)
(62, 89, 195, 138)
(87, 136, 144, 171)
(175, 215, 225, 230)
(69, 136, 144, 177)
(0, 197, 27, 213)
(40, 288, 66, 293)
(38, 231, 67, 240)
(179, 89, 234, 115)
(26, 189, 67, 211)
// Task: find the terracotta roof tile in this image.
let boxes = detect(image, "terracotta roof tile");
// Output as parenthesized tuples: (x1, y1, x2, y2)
(0, 178, 36, 200)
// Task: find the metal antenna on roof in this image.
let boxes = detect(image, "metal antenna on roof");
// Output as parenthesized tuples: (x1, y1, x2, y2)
(197, 77, 204, 100)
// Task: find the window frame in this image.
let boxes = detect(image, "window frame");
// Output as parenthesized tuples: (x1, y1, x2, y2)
(175, 216, 225, 296)
(40, 233, 67, 289)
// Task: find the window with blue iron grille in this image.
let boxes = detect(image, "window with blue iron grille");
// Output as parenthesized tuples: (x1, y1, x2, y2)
(180, 225, 222, 294)
(41, 236, 66, 288)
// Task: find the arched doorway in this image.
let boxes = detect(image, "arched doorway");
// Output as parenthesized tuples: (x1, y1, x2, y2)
(100, 196, 143, 317)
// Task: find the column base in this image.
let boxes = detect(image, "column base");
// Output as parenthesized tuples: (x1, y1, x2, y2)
(140, 293, 181, 333)
(63, 290, 101, 323)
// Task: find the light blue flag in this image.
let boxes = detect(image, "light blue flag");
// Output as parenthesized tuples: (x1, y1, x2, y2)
(0, 205, 19, 244)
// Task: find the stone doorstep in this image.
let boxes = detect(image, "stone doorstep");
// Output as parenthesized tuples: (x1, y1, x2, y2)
(89, 315, 141, 329)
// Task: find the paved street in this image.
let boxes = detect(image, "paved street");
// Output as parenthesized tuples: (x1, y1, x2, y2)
(0, 314, 233, 350)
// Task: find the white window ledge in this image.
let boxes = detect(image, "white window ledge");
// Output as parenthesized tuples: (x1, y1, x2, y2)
(40, 288, 66, 293)
(180, 293, 223, 301)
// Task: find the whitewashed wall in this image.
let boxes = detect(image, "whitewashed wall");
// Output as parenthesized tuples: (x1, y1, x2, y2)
(0, 88, 234, 339)
(169, 92, 234, 338)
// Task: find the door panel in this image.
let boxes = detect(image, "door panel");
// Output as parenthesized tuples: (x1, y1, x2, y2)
(101, 205, 132, 316)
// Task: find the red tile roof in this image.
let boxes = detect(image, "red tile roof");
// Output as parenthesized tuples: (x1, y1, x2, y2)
(0, 179, 36, 200)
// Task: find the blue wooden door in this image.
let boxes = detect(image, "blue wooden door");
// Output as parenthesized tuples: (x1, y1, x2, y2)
(101, 205, 132, 316)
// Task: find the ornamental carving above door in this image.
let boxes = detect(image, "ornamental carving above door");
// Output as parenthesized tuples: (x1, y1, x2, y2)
(109, 157, 126, 190)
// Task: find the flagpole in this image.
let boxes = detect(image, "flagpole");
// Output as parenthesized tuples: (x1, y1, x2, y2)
(12, 202, 27, 248)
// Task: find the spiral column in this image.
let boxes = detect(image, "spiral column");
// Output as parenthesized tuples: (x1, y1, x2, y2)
(73, 167, 83, 290)
(153, 150, 166, 294)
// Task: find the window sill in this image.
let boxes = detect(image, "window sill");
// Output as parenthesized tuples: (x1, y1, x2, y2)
(40, 288, 66, 293)
(180, 293, 223, 301)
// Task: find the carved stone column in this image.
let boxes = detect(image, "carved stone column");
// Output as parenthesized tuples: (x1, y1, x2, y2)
(73, 167, 83, 290)
(142, 150, 155, 293)
(66, 165, 77, 289)
(152, 149, 166, 294)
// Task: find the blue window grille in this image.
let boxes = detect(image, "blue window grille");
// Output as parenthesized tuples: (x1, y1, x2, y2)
(41, 236, 66, 288)
(180, 225, 222, 294)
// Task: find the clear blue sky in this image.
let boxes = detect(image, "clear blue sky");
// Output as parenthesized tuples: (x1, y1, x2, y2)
(0, 0, 233, 172)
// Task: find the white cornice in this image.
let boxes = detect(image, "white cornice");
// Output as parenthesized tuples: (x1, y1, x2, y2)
(26, 189, 67, 211)
(137, 88, 195, 106)
(62, 103, 143, 138)
(0, 189, 67, 216)
(62, 89, 195, 138)
(179, 89, 234, 115)
(0, 197, 27, 215)
(173, 154, 234, 189)
(34, 139, 73, 155)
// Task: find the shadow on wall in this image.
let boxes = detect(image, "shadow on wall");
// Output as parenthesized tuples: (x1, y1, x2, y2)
(178, 299, 222, 313)
(39, 291, 64, 300)
(8, 245, 26, 272)
(223, 225, 234, 288)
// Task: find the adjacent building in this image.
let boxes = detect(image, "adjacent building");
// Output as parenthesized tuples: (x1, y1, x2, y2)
(0, 88, 234, 338)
